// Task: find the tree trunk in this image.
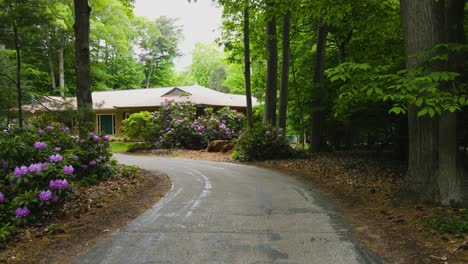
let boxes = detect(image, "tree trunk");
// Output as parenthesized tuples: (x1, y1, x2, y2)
(309, 20, 328, 152)
(74, 0, 93, 124)
(145, 64, 153, 88)
(8, 0, 22, 128)
(338, 30, 352, 64)
(46, 26, 57, 91)
(264, 1, 278, 126)
(400, 0, 442, 202)
(436, 0, 466, 205)
(243, 0, 253, 128)
(278, 9, 291, 130)
(58, 29, 65, 98)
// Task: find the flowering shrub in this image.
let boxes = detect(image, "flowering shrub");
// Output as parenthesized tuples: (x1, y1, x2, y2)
(195, 107, 245, 143)
(150, 100, 205, 149)
(123, 100, 246, 150)
(233, 124, 293, 161)
(0, 122, 114, 248)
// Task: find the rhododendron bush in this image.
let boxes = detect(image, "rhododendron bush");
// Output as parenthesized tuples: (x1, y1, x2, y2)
(123, 100, 246, 150)
(0, 123, 114, 248)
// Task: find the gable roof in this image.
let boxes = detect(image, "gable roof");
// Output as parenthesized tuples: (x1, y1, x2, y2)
(29, 85, 258, 111)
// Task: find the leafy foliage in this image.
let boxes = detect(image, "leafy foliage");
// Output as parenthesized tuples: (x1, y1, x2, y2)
(233, 124, 292, 161)
(0, 120, 115, 246)
(424, 209, 468, 236)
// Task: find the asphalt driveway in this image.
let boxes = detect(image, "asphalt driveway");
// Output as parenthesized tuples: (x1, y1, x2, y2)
(75, 154, 381, 264)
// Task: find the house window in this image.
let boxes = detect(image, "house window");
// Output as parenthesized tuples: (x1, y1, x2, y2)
(123, 113, 130, 119)
(97, 114, 116, 135)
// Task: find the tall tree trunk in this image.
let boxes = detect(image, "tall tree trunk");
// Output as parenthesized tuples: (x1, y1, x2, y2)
(145, 64, 153, 88)
(58, 29, 65, 98)
(243, 0, 253, 128)
(436, 0, 466, 205)
(46, 26, 57, 91)
(264, 1, 278, 126)
(309, 20, 328, 152)
(74, 0, 93, 124)
(8, 0, 22, 128)
(400, 0, 442, 202)
(278, 9, 291, 130)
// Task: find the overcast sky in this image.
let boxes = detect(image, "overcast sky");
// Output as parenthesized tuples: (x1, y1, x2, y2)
(134, 0, 223, 71)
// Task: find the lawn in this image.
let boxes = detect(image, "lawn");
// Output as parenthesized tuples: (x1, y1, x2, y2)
(110, 142, 132, 153)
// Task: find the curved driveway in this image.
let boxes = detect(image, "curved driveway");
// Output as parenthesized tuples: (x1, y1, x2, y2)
(76, 154, 381, 264)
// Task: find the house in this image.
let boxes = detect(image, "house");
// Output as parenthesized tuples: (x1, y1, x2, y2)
(28, 85, 258, 137)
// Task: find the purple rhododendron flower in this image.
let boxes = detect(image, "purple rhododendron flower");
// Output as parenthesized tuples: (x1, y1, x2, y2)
(1, 160, 7, 168)
(63, 165, 74, 174)
(104, 135, 110, 142)
(278, 134, 283, 138)
(0, 192, 4, 203)
(88, 132, 95, 137)
(94, 136, 101, 142)
(54, 147, 61, 151)
(89, 160, 97, 166)
(38, 129, 44, 135)
(3, 129, 8, 135)
(15, 207, 30, 218)
(14, 166, 29, 177)
(81, 164, 88, 170)
(38, 190, 52, 202)
(46, 125, 54, 131)
(49, 179, 69, 190)
(265, 131, 271, 135)
(49, 154, 63, 163)
(34, 141, 47, 149)
(28, 163, 42, 173)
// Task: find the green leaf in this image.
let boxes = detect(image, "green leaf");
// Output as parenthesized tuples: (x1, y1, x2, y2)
(418, 108, 428, 117)
(415, 98, 424, 107)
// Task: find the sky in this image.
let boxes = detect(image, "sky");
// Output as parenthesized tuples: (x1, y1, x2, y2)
(134, 0, 223, 71)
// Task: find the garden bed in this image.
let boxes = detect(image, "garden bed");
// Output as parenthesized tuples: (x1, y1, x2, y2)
(0, 167, 171, 264)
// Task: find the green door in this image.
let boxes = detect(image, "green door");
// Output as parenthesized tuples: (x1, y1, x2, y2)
(99, 115, 114, 134)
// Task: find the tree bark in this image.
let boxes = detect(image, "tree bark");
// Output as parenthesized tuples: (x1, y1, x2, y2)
(309, 20, 328, 152)
(264, 0, 278, 126)
(74, 0, 93, 124)
(145, 64, 153, 88)
(278, 9, 291, 130)
(46, 26, 57, 91)
(400, 0, 442, 202)
(436, 0, 466, 205)
(58, 29, 65, 98)
(8, 0, 22, 128)
(243, 0, 253, 128)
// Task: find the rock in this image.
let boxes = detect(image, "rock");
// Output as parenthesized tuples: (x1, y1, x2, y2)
(207, 140, 235, 153)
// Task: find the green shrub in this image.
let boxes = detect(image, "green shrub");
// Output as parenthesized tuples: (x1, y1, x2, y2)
(122, 111, 155, 141)
(127, 142, 153, 152)
(233, 124, 293, 161)
(119, 165, 139, 178)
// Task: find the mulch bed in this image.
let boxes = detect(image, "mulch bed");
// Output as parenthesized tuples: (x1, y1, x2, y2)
(0, 168, 171, 264)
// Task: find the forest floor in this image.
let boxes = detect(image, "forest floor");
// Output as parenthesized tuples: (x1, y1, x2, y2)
(142, 148, 468, 264)
(0, 168, 171, 264)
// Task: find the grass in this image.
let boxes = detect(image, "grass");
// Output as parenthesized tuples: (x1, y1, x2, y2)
(110, 142, 132, 153)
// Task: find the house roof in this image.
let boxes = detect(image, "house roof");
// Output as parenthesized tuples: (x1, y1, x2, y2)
(29, 85, 259, 112)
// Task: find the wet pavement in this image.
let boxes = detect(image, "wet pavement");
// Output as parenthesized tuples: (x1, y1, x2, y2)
(75, 154, 381, 264)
